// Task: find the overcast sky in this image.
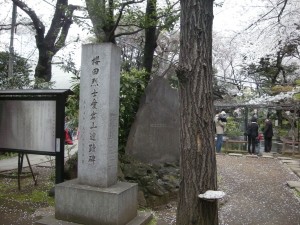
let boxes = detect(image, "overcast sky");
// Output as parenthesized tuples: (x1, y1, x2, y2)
(1, 0, 289, 89)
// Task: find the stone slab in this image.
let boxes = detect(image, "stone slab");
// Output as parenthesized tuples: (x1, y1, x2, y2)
(295, 172, 300, 178)
(262, 155, 274, 159)
(290, 168, 300, 173)
(286, 181, 300, 188)
(55, 179, 138, 225)
(36, 211, 153, 225)
(296, 187, 300, 192)
(281, 160, 300, 164)
(245, 155, 258, 158)
(228, 153, 243, 157)
(277, 157, 293, 160)
(126, 211, 153, 225)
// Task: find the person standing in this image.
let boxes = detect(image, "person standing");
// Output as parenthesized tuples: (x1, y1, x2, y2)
(263, 118, 274, 152)
(215, 110, 226, 153)
(247, 117, 259, 155)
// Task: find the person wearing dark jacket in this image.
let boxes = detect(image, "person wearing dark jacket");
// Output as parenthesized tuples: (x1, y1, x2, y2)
(247, 117, 259, 155)
(263, 119, 274, 152)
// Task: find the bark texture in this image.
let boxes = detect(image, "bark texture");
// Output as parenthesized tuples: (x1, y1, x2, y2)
(143, 0, 158, 76)
(176, 0, 218, 224)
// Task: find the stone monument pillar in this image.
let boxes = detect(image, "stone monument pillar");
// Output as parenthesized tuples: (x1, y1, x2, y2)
(77, 43, 120, 188)
(36, 43, 152, 225)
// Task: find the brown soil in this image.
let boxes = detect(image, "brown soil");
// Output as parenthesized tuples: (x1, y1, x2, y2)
(1, 155, 300, 225)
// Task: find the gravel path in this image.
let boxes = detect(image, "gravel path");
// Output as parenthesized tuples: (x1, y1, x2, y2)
(155, 155, 300, 225)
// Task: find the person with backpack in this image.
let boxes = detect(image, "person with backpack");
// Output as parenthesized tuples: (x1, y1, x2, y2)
(247, 117, 259, 155)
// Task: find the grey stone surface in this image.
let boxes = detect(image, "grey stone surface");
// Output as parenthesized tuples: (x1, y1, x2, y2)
(78, 43, 121, 188)
(36, 216, 83, 225)
(261, 155, 274, 159)
(281, 160, 300, 165)
(277, 157, 293, 160)
(36, 211, 153, 225)
(228, 153, 243, 157)
(55, 179, 138, 225)
(286, 181, 300, 188)
(290, 167, 300, 173)
(126, 211, 153, 225)
(245, 155, 258, 158)
(126, 77, 180, 164)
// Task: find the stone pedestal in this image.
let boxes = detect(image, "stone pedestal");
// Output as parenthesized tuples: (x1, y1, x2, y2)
(54, 180, 138, 225)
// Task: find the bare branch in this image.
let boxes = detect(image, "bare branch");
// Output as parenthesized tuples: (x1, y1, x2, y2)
(114, 28, 144, 38)
(277, 0, 288, 22)
(110, 0, 146, 41)
(11, 0, 45, 41)
(0, 22, 33, 31)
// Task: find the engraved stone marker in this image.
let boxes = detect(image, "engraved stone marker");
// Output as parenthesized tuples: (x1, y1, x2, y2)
(40, 43, 152, 225)
(78, 43, 120, 187)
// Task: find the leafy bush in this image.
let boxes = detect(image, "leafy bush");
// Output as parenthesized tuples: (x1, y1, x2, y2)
(225, 117, 243, 137)
(119, 69, 148, 151)
(0, 51, 32, 89)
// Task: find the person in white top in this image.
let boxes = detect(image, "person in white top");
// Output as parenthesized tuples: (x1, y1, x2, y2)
(214, 110, 226, 153)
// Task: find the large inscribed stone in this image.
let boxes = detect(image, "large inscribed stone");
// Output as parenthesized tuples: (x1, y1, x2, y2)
(78, 43, 121, 187)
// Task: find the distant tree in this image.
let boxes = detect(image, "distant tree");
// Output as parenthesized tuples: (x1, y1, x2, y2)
(241, 48, 299, 93)
(0, 51, 32, 89)
(11, 0, 81, 82)
(176, 0, 218, 224)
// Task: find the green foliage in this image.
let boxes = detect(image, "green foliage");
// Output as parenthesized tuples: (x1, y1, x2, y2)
(225, 117, 243, 137)
(293, 93, 300, 101)
(277, 127, 289, 138)
(65, 78, 80, 129)
(0, 152, 17, 160)
(0, 51, 32, 89)
(61, 55, 80, 129)
(33, 78, 55, 89)
(0, 176, 55, 208)
(119, 69, 148, 151)
(271, 85, 293, 94)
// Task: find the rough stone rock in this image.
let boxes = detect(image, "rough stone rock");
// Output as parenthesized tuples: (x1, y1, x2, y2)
(138, 191, 147, 207)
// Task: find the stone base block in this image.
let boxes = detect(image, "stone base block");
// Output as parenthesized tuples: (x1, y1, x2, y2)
(35, 211, 153, 225)
(54, 179, 139, 225)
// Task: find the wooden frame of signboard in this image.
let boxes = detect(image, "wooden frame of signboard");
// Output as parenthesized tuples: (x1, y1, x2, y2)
(0, 89, 73, 187)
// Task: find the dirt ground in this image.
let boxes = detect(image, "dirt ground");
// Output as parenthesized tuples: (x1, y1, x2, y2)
(153, 155, 300, 225)
(1, 155, 300, 225)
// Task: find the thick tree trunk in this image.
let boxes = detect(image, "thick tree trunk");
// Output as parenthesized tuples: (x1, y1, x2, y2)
(176, 1, 217, 225)
(35, 48, 53, 82)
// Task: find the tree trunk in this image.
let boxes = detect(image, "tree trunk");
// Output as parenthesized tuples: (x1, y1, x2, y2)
(143, 0, 158, 77)
(176, 0, 218, 224)
(12, 0, 76, 82)
(34, 47, 53, 82)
